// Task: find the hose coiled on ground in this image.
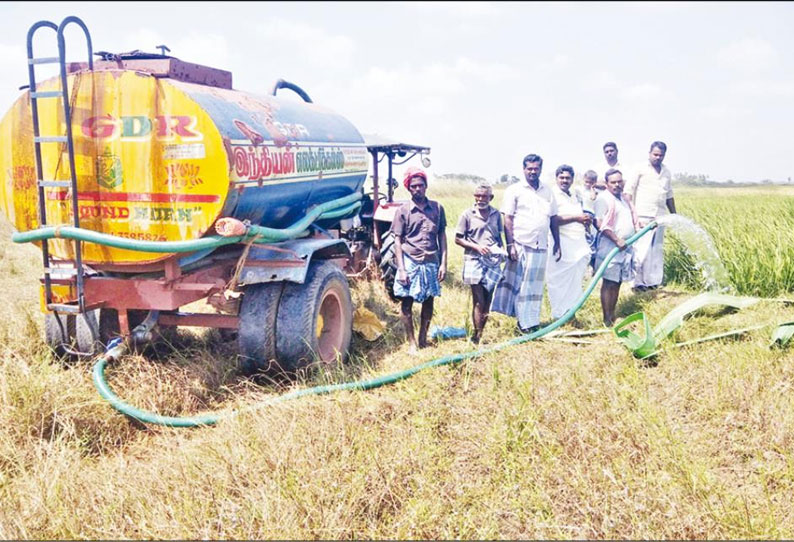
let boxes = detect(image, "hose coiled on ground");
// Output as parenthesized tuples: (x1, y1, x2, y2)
(92, 222, 659, 427)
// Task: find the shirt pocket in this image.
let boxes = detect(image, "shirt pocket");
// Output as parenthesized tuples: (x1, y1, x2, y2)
(421, 218, 438, 235)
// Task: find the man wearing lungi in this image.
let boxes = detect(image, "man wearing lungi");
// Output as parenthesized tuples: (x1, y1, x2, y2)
(491, 154, 561, 334)
(455, 183, 506, 344)
(392, 167, 448, 351)
(594, 168, 637, 327)
(626, 141, 676, 292)
(546, 165, 592, 320)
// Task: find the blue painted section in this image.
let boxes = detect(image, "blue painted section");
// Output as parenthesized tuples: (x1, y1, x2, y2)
(230, 173, 363, 229)
(177, 247, 218, 268)
(239, 238, 350, 285)
(173, 80, 368, 231)
(176, 83, 364, 145)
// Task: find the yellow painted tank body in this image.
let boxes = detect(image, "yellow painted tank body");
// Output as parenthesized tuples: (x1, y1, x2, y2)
(0, 68, 367, 267)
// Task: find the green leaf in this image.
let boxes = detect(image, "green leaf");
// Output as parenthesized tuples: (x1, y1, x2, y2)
(770, 322, 794, 348)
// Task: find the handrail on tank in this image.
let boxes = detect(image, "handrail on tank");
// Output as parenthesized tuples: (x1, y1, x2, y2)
(55, 15, 93, 313)
(270, 78, 313, 103)
(26, 20, 59, 309)
(26, 20, 58, 57)
(57, 16, 93, 70)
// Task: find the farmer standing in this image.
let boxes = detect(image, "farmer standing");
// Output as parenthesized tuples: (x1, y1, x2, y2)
(455, 183, 506, 344)
(546, 165, 592, 320)
(491, 154, 561, 334)
(594, 168, 637, 327)
(392, 167, 448, 351)
(626, 141, 676, 292)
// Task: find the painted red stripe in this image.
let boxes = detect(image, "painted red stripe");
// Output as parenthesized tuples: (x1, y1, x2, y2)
(46, 191, 221, 203)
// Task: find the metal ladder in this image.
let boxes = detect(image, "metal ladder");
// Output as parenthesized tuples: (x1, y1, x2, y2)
(26, 16, 93, 314)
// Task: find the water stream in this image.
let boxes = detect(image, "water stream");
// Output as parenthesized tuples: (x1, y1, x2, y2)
(656, 214, 733, 293)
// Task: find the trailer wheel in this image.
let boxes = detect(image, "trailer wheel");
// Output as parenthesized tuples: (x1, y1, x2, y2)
(75, 309, 102, 358)
(44, 312, 76, 359)
(238, 282, 283, 375)
(75, 309, 147, 357)
(378, 231, 401, 302)
(275, 261, 353, 373)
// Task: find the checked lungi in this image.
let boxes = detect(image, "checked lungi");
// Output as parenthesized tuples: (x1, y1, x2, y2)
(490, 244, 547, 329)
(462, 254, 504, 292)
(393, 253, 442, 303)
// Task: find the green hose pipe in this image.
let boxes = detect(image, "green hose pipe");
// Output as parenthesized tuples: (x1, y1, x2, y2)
(92, 222, 659, 427)
(614, 292, 760, 358)
(92, 339, 220, 428)
(304, 201, 361, 222)
(13, 192, 362, 252)
(243, 199, 361, 241)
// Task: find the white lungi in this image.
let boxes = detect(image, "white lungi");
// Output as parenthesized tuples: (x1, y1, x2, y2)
(546, 234, 591, 318)
(632, 220, 665, 288)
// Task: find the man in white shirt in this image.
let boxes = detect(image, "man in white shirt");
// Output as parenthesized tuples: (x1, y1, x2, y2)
(491, 153, 561, 334)
(626, 141, 676, 291)
(546, 165, 592, 320)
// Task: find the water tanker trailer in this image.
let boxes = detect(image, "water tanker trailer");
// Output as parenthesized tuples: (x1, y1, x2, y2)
(1, 16, 429, 373)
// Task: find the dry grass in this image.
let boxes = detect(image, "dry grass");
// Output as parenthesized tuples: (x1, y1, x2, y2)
(1, 184, 794, 538)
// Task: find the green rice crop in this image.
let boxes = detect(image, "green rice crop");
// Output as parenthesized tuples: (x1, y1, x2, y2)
(664, 186, 794, 296)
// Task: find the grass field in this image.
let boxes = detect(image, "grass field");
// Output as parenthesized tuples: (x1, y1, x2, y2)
(1, 183, 794, 538)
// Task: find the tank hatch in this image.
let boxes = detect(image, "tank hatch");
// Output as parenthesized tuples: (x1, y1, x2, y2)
(65, 50, 232, 89)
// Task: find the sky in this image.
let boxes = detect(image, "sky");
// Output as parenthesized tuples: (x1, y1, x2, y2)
(1, 1, 793, 185)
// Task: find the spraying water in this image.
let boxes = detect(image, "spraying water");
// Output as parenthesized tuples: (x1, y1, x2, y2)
(657, 214, 733, 293)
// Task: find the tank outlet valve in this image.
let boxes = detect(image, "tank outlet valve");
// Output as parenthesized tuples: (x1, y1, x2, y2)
(131, 310, 160, 345)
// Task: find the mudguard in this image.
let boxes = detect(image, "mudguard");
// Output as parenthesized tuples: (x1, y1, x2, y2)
(237, 238, 350, 285)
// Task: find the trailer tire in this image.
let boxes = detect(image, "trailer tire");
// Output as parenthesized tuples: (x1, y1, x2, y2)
(44, 313, 76, 359)
(275, 261, 353, 373)
(378, 231, 401, 302)
(238, 282, 283, 375)
(75, 309, 102, 358)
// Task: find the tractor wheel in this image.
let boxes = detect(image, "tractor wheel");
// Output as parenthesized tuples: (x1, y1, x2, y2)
(237, 282, 284, 375)
(44, 312, 76, 359)
(275, 261, 353, 373)
(378, 231, 401, 302)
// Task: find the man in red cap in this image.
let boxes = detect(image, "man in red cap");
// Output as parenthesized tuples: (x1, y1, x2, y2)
(391, 167, 448, 351)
